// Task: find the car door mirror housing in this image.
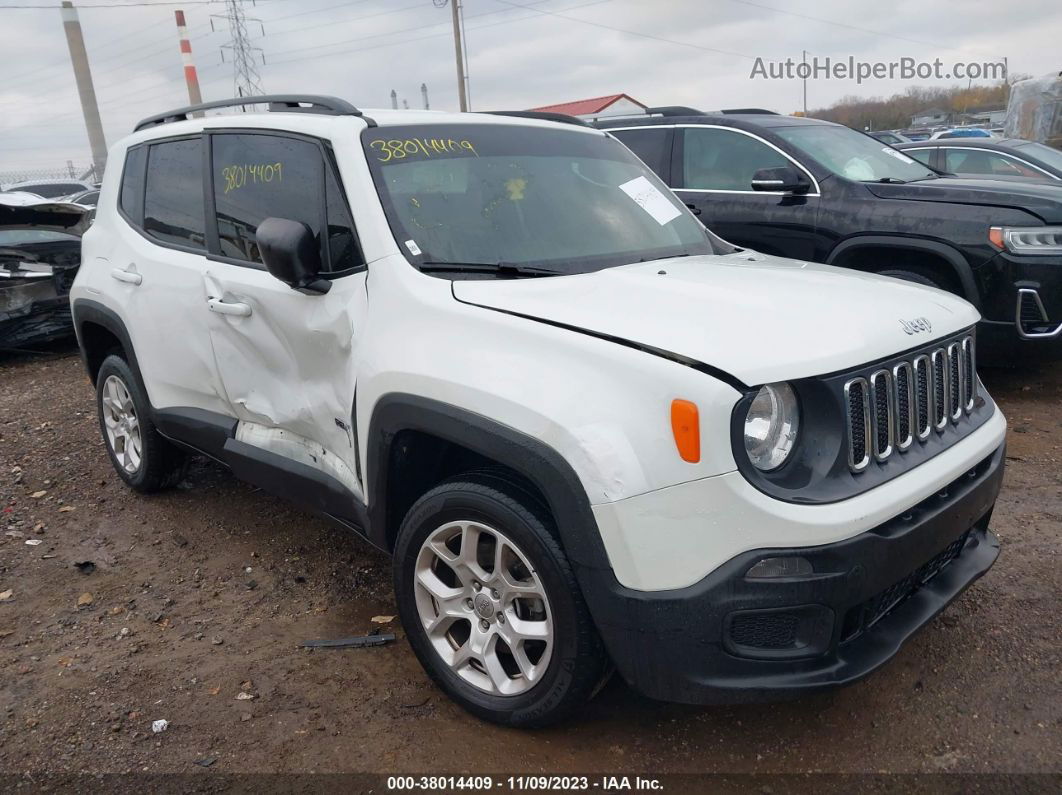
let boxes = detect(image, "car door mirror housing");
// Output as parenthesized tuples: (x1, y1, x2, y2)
(256, 217, 330, 294)
(751, 166, 810, 194)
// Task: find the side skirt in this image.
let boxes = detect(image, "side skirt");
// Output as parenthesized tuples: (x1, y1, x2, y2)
(154, 407, 371, 540)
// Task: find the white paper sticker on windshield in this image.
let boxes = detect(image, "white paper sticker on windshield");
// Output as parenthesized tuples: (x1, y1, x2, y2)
(618, 176, 682, 226)
(404, 239, 422, 256)
(882, 147, 917, 165)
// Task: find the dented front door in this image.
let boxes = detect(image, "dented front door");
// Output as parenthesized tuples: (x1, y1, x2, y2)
(203, 265, 367, 496)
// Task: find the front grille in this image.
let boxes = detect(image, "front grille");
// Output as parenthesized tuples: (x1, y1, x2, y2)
(729, 612, 800, 649)
(845, 335, 976, 472)
(841, 531, 970, 643)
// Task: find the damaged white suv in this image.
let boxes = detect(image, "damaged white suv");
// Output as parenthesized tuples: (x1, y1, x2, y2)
(72, 95, 1007, 727)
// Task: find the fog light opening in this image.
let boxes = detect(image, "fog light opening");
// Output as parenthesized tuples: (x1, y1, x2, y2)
(746, 556, 813, 579)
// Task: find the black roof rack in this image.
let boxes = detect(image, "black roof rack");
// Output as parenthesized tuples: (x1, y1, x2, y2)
(134, 94, 368, 132)
(645, 106, 704, 117)
(484, 110, 592, 128)
(719, 108, 778, 115)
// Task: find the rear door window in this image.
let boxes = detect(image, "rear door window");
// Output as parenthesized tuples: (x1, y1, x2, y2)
(143, 138, 206, 250)
(943, 148, 1046, 179)
(905, 148, 936, 167)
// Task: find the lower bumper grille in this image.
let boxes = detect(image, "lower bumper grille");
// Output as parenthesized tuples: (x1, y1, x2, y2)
(840, 530, 971, 643)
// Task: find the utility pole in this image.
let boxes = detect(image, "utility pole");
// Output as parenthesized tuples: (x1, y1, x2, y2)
(59, 1, 107, 179)
(421, 83, 430, 110)
(174, 10, 204, 111)
(390, 89, 398, 110)
(435, 0, 468, 111)
(213, 0, 264, 101)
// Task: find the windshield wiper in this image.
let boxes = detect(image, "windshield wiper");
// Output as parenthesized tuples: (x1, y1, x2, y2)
(869, 177, 908, 184)
(419, 261, 561, 278)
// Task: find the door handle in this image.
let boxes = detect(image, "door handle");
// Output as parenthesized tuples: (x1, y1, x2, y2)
(110, 269, 142, 285)
(207, 297, 252, 317)
(684, 203, 702, 216)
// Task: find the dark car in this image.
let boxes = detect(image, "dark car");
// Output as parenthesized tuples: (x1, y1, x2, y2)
(869, 131, 911, 145)
(594, 108, 1062, 363)
(896, 138, 1062, 185)
(1, 195, 86, 350)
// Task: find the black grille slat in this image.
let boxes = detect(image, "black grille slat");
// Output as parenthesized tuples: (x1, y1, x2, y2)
(948, 344, 962, 419)
(894, 364, 912, 450)
(914, 357, 930, 438)
(871, 372, 892, 459)
(846, 378, 870, 470)
(932, 350, 947, 429)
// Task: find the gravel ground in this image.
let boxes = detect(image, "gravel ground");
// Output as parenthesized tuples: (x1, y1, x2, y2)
(0, 345, 1059, 782)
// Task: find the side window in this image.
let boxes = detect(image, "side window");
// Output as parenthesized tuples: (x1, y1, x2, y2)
(906, 148, 935, 167)
(119, 146, 147, 226)
(144, 138, 205, 249)
(610, 128, 671, 180)
(944, 148, 1041, 178)
(681, 128, 791, 191)
(324, 164, 358, 272)
(210, 133, 323, 265)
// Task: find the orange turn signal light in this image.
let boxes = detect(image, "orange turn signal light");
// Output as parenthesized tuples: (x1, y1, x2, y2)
(670, 399, 700, 463)
(988, 226, 1006, 250)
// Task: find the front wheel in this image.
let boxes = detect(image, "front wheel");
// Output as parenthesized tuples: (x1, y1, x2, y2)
(393, 474, 607, 727)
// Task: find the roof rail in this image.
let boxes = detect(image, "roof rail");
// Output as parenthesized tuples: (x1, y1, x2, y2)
(719, 108, 778, 115)
(485, 110, 592, 128)
(134, 94, 367, 132)
(645, 106, 704, 117)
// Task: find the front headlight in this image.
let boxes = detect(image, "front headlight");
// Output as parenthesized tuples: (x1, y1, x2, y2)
(743, 382, 800, 471)
(989, 225, 1062, 255)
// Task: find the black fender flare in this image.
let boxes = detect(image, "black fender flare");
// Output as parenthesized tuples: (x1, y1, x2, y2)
(70, 298, 143, 386)
(365, 393, 611, 576)
(826, 235, 980, 308)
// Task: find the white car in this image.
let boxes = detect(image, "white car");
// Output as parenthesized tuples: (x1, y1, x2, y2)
(71, 95, 1007, 727)
(2, 178, 96, 200)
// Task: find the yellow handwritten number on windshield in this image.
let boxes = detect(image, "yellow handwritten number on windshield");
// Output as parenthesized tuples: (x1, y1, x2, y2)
(370, 138, 477, 163)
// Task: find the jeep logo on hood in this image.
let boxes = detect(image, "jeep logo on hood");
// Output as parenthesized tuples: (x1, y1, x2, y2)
(900, 317, 932, 335)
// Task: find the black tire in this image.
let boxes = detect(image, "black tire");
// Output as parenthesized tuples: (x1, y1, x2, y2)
(95, 354, 186, 493)
(878, 268, 945, 290)
(393, 473, 607, 728)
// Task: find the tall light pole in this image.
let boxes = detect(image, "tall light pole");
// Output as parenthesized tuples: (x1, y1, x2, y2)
(435, 0, 468, 111)
(59, 1, 107, 179)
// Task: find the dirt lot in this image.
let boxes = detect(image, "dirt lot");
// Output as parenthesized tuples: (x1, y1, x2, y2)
(0, 345, 1059, 781)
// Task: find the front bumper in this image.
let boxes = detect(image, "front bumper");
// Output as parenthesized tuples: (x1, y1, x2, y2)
(976, 251, 1062, 364)
(584, 442, 1005, 704)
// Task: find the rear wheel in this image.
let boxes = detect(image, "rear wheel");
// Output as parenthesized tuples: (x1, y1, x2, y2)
(95, 354, 185, 492)
(393, 475, 606, 727)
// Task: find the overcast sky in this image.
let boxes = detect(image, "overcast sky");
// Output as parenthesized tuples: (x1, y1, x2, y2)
(1, 0, 1059, 175)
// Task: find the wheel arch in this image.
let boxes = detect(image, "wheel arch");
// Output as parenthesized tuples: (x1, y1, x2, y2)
(826, 235, 980, 307)
(71, 298, 142, 387)
(365, 394, 609, 575)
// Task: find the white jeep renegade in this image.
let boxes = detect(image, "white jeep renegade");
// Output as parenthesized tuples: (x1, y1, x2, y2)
(72, 95, 1007, 727)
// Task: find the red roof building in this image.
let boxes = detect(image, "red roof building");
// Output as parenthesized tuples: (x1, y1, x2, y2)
(529, 93, 646, 120)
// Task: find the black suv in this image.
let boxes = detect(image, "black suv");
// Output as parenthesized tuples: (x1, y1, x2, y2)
(594, 108, 1062, 363)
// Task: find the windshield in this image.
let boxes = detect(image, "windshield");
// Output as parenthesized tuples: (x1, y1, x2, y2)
(1012, 141, 1062, 172)
(774, 125, 937, 183)
(362, 124, 713, 274)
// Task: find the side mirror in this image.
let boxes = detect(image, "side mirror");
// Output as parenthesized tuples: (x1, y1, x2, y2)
(256, 217, 330, 294)
(751, 166, 811, 194)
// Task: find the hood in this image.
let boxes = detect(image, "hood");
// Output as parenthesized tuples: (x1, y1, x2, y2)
(452, 252, 980, 386)
(865, 177, 1062, 223)
(0, 193, 90, 235)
